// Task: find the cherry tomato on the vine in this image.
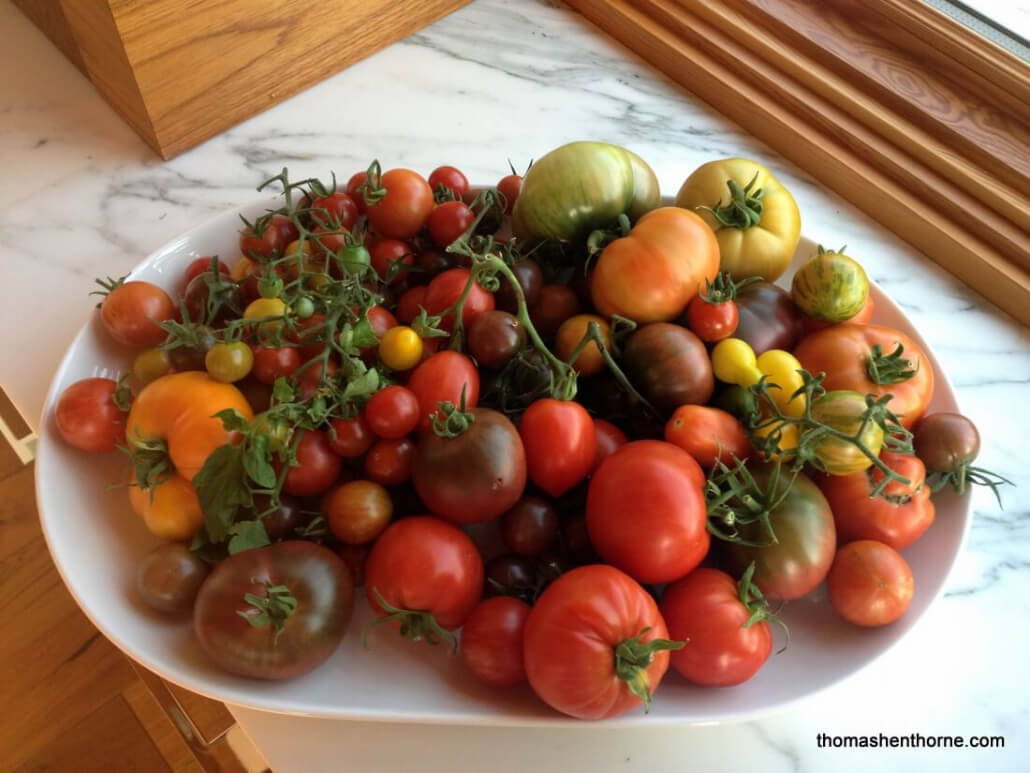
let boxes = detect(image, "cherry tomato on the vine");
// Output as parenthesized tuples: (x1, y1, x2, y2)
(378, 326, 424, 372)
(345, 171, 369, 214)
(252, 345, 302, 385)
(366, 169, 434, 240)
(283, 430, 343, 497)
(460, 596, 530, 688)
(428, 200, 476, 247)
(424, 268, 495, 333)
(365, 438, 416, 486)
(328, 414, 376, 458)
(371, 239, 415, 284)
(685, 295, 738, 342)
(205, 341, 254, 383)
(365, 386, 420, 439)
(184, 256, 230, 287)
(100, 281, 176, 348)
(428, 166, 470, 199)
(407, 351, 480, 433)
(396, 287, 428, 325)
(497, 174, 522, 214)
(309, 191, 359, 230)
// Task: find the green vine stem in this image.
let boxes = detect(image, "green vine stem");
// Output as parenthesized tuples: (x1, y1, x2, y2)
(737, 562, 790, 653)
(700, 272, 762, 304)
(927, 465, 1012, 507)
(430, 385, 476, 438)
(576, 321, 659, 420)
(705, 457, 799, 546)
(362, 589, 457, 652)
(748, 371, 913, 496)
(613, 627, 685, 712)
(700, 173, 764, 229)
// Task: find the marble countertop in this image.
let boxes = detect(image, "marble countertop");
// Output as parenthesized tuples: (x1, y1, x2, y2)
(2, 0, 1028, 770)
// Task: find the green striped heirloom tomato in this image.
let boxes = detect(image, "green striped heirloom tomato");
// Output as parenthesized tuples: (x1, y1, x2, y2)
(791, 247, 870, 323)
(511, 141, 661, 244)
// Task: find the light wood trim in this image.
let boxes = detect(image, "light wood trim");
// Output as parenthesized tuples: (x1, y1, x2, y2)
(58, 0, 161, 152)
(565, 0, 1030, 325)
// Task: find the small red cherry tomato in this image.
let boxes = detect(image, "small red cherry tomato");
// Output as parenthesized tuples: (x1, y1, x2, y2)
(365, 386, 420, 439)
(460, 596, 530, 688)
(428, 166, 470, 198)
(251, 346, 302, 385)
(592, 418, 627, 471)
(685, 295, 739, 343)
(428, 201, 476, 248)
(424, 268, 495, 332)
(283, 430, 343, 497)
(365, 437, 416, 486)
(55, 378, 126, 452)
(406, 351, 480, 433)
(328, 414, 376, 458)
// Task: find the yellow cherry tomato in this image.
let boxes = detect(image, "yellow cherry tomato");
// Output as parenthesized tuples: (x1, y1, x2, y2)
(379, 326, 424, 371)
(230, 256, 257, 280)
(244, 297, 288, 343)
(712, 338, 763, 387)
(132, 347, 173, 387)
(129, 472, 203, 541)
(756, 350, 806, 417)
(205, 341, 254, 383)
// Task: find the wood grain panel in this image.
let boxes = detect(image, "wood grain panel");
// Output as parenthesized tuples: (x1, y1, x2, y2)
(682, 0, 1030, 259)
(11, 0, 86, 74)
(730, 0, 1030, 192)
(58, 0, 160, 151)
(567, 0, 1030, 324)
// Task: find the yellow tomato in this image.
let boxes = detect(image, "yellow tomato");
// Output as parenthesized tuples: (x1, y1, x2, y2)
(379, 326, 423, 371)
(126, 371, 253, 481)
(230, 256, 257, 280)
(675, 158, 801, 282)
(555, 314, 611, 377)
(129, 472, 203, 540)
(243, 297, 288, 343)
(756, 350, 806, 417)
(711, 338, 763, 387)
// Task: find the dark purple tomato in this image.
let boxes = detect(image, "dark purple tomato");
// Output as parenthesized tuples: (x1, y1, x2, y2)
(468, 310, 526, 369)
(500, 496, 560, 556)
(734, 281, 805, 355)
(622, 323, 714, 413)
(495, 259, 544, 314)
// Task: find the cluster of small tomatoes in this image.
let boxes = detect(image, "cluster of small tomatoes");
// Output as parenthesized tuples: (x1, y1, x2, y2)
(52, 142, 1002, 721)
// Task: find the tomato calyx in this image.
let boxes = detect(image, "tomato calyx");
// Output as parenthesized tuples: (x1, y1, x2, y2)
(585, 212, 631, 260)
(238, 577, 298, 644)
(612, 627, 685, 712)
(363, 588, 457, 652)
(926, 463, 1012, 505)
(127, 436, 173, 493)
(737, 561, 790, 652)
(699, 272, 761, 305)
(358, 160, 387, 206)
(865, 342, 919, 385)
(701, 173, 764, 229)
(112, 374, 133, 413)
(89, 274, 128, 306)
(430, 386, 476, 438)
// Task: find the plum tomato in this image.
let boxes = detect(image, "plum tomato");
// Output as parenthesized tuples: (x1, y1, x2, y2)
(55, 378, 126, 452)
(460, 596, 530, 688)
(365, 385, 420, 439)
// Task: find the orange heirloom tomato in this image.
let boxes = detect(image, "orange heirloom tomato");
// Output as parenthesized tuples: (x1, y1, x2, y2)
(592, 207, 719, 324)
(126, 371, 254, 480)
(129, 472, 203, 541)
(793, 324, 934, 428)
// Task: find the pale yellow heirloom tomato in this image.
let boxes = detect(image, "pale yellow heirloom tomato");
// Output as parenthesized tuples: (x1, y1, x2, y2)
(675, 158, 801, 282)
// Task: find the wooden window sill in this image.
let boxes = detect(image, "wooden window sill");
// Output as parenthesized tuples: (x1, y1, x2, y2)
(567, 0, 1030, 325)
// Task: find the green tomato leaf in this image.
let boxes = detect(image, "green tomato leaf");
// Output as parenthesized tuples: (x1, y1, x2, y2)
(227, 519, 271, 554)
(272, 377, 296, 404)
(351, 317, 380, 349)
(192, 444, 250, 542)
(213, 408, 251, 433)
(342, 367, 380, 401)
(243, 434, 278, 489)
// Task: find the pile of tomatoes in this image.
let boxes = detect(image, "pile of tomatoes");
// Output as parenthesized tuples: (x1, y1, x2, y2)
(53, 142, 1005, 720)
